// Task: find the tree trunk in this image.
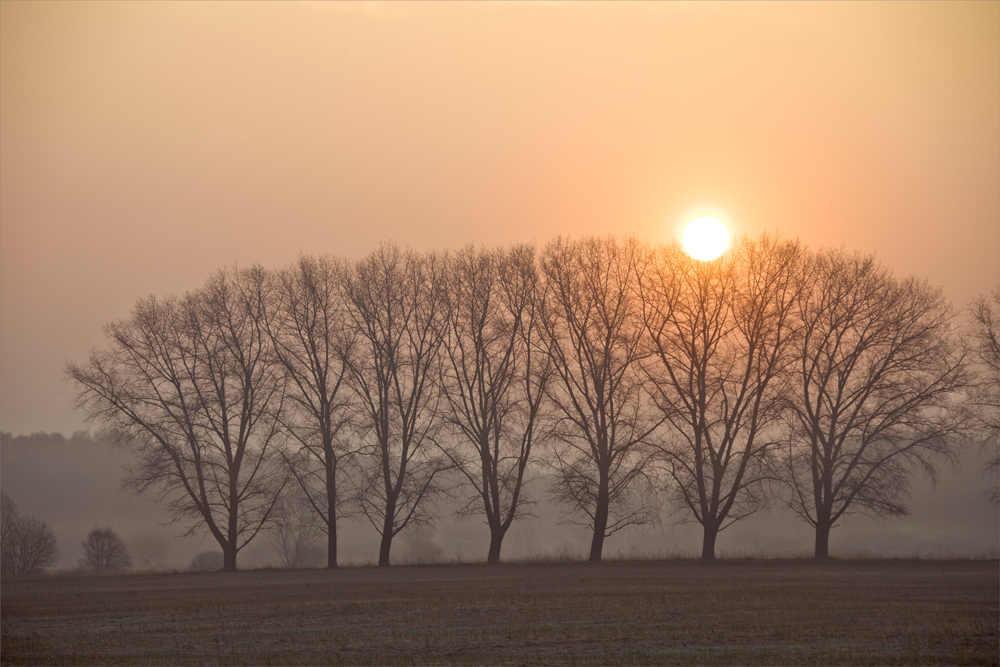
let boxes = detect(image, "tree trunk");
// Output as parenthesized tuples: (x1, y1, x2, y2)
(225, 485, 239, 571)
(326, 463, 338, 569)
(327, 520, 338, 569)
(814, 520, 832, 559)
(222, 542, 238, 571)
(589, 477, 610, 563)
(487, 525, 504, 565)
(378, 503, 395, 567)
(700, 523, 718, 561)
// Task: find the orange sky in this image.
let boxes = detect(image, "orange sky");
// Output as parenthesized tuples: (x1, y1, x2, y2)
(2, 1, 998, 435)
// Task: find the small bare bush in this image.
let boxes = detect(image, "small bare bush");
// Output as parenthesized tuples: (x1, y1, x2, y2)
(79, 527, 132, 572)
(1, 493, 58, 578)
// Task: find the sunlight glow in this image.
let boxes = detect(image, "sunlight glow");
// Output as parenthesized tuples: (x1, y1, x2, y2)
(682, 216, 730, 261)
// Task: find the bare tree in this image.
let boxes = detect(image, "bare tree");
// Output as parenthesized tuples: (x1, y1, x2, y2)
(968, 288, 1000, 503)
(67, 266, 287, 571)
(1, 493, 58, 578)
(344, 243, 451, 567)
(439, 244, 551, 564)
(539, 236, 660, 563)
(268, 255, 357, 567)
(79, 527, 132, 571)
(267, 492, 326, 568)
(782, 249, 968, 558)
(639, 235, 804, 560)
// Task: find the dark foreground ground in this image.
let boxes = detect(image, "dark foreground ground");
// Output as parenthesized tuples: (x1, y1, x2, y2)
(1, 560, 997, 666)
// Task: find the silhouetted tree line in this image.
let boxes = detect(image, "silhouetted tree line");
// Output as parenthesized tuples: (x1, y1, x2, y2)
(67, 234, 994, 570)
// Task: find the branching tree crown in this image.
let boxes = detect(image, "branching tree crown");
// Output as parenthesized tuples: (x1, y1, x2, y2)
(639, 234, 805, 560)
(540, 236, 661, 563)
(439, 244, 552, 564)
(79, 527, 132, 571)
(782, 249, 968, 558)
(67, 265, 288, 571)
(343, 243, 452, 567)
(268, 255, 358, 567)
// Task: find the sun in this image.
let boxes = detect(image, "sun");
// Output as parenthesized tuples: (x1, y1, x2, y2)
(682, 216, 730, 261)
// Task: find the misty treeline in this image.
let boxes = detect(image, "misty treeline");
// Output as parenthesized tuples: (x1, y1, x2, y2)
(66, 235, 999, 570)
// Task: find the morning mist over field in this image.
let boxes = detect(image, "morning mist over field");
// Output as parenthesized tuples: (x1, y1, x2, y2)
(1, 432, 997, 571)
(1, 2, 997, 664)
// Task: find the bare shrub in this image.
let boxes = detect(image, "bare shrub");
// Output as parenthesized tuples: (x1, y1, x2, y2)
(267, 493, 325, 568)
(1, 493, 58, 578)
(79, 527, 132, 572)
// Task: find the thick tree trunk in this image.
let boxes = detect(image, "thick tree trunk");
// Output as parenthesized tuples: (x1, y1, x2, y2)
(378, 533, 393, 567)
(589, 477, 610, 563)
(224, 485, 239, 571)
(814, 501, 833, 559)
(700, 523, 718, 561)
(378, 501, 395, 567)
(222, 542, 238, 571)
(487, 522, 505, 565)
(814, 520, 832, 559)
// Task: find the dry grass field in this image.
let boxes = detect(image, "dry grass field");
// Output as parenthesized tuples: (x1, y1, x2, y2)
(1, 559, 997, 666)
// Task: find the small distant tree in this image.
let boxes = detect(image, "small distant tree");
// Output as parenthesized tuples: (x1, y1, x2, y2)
(79, 527, 132, 571)
(267, 493, 325, 568)
(1, 493, 59, 578)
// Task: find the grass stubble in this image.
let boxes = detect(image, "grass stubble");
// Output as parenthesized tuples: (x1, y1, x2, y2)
(1, 559, 997, 665)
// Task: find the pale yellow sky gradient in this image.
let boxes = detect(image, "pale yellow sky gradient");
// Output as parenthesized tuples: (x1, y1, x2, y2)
(1, 1, 998, 434)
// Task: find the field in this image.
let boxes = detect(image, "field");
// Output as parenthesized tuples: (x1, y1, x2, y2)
(2, 560, 997, 666)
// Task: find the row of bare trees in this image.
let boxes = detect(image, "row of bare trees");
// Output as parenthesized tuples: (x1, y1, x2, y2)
(68, 235, 994, 569)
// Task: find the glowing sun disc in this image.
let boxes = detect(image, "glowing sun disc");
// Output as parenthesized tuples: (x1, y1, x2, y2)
(682, 216, 730, 260)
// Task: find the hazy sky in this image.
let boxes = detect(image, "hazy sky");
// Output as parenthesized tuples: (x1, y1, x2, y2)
(2, 1, 998, 436)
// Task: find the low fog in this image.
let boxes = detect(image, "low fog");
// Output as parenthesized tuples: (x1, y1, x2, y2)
(2, 431, 996, 571)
